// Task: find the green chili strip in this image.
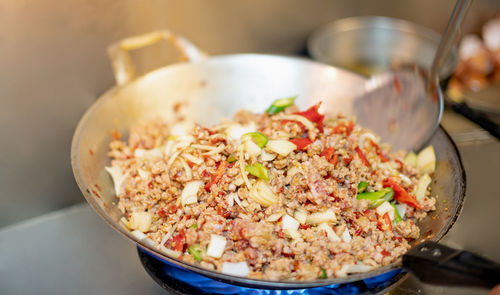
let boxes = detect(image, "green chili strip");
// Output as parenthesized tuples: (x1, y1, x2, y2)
(357, 188, 394, 208)
(357, 181, 368, 193)
(391, 202, 402, 223)
(245, 163, 270, 180)
(189, 224, 198, 229)
(320, 268, 327, 279)
(242, 132, 268, 148)
(266, 97, 296, 115)
(188, 244, 203, 262)
(227, 155, 237, 163)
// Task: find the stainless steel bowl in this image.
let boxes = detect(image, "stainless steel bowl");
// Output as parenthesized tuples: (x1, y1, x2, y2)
(308, 16, 459, 78)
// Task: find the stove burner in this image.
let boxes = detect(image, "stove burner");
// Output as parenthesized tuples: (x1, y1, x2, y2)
(138, 247, 406, 295)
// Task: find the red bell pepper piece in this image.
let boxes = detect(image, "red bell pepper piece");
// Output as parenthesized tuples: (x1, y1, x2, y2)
(320, 147, 338, 165)
(383, 213, 392, 231)
(170, 229, 186, 252)
(204, 160, 228, 192)
(355, 146, 370, 167)
(382, 178, 422, 209)
(290, 138, 312, 151)
(293, 103, 325, 133)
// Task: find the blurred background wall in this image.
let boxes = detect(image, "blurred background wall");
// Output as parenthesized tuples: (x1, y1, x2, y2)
(1, 0, 499, 227)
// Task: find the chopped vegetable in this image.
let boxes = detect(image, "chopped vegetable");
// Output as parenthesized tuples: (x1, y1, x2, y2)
(355, 146, 370, 167)
(260, 149, 277, 161)
(395, 203, 407, 219)
(289, 138, 313, 151)
(391, 202, 402, 223)
(205, 160, 228, 191)
(281, 114, 316, 132)
(227, 155, 237, 163)
(306, 209, 336, 225)
(383, 212, 392, 231)
(267, 140, 297, 156)
(341, 228, 352, 243)
(245, 163, 270, 180)
(188, 244, 203, 262)
(242, 132, 268, 148)
(415, 174, 432, 202)
(320, 268, 327, 279)
(376, 201, 395, 220)
(267, 212, 284, 222)
(249, 180, 278, 207)
(222, 262, 250, 277)
(320, 147, 338, 165)
(243, 139, 262, 157)
(293, 103, 325, 132)
(358, 133, 377, 149)
(404, 151, 418, 167)
(206, 234, 227, 258)
(171, 230, 186, 252)
(417, 145, 436, 174)
(356, 187, 394, 208)
(189, 224, 198, 229)
(266, 97, 296, 115)
(383, 178, 422, 209)
(318, 223, 341, 242)
(282, 214, 300, 231)
(226, 123, 256, 141)
(181, 180, 204, 206)
(294, 209, 308, 224)
(357, 181, 368, 193)
(129, 212, 152, 232)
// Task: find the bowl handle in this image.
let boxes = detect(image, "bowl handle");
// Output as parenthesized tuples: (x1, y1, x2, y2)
(107, 30, 208, 86)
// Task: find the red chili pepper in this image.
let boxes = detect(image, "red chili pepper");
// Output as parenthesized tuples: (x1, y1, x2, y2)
(157, 208, 167, 217)
(343, 155, 353, 166)
(293, 103, 325, 133)
(381, 249, 391, 257)
(290, 138, 313, 151)
(171, 230, 186, 252)
(370, 140, 388, 162)
(382, 178, 422, 209)
(355, 146, 370, 167)
(346, 121, 355, 135)
(167, 205, 178, 214)
(205, 160, 228, 191)
(320, 147, 338, 165)
(394, 159, 405, 171)
(393, 75, 402, 94)
(355, 228, 363, 236)
(299, 224, 311, 230)
(383, 213, 392, 231)
(281, 119, 306, 132)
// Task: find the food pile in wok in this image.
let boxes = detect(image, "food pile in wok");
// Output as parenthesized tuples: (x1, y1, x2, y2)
(106, 98, 437, 280)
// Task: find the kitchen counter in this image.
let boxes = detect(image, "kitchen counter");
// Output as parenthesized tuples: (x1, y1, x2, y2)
(1, 110, 499, 295)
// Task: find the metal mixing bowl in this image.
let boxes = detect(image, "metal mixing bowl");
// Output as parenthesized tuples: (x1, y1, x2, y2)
(308, 16, 459, 78)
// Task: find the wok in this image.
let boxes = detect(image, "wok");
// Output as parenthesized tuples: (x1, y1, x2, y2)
(71, 31, 468, 290)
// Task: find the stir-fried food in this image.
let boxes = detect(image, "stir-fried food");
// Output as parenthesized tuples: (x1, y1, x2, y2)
(106, 98, 437, 280)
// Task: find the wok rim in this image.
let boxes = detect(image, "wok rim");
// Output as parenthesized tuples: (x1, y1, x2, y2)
(71, 53, 466, 289)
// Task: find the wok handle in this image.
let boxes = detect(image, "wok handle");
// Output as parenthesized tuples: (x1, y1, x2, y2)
(403, 241, 500, 289)
(107, 30, 208, 85)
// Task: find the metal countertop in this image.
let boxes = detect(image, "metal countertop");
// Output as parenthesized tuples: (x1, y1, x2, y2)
(1, 110, 499, 295)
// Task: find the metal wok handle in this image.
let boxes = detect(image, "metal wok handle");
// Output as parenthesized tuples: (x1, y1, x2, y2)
(403, 241, 500, 289)
(107, 30, 208, 86)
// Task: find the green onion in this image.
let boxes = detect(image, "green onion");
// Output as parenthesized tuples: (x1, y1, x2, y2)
(358, 181, 368, 193)
(242, 132, 268, 148)
(357, 188, 394, 208)
(245, 163, 270, 180)
(391, 202, 402, 223)
(190, 224, 198, 229)
(266, 97, 296, 115)
(188, 244, 203, 262)
(320, 268, 327, 279)
(227, 155, 237, 163)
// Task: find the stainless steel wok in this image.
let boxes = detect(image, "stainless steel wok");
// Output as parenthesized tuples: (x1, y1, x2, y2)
(71, 31, 466, 289)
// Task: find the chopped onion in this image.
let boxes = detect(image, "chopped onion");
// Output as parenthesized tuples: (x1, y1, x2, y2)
(206, 234, 227, 258)
(286, 228, 302, 239)
(266, 140, 297, 157)
(358, 133, 377, 149)
(395, 203, 407, 219)
(137, 169, 150, 180)
(306, 209, 336, 225)
(202, 144, 226, 156)
(160, 222, 179, 247)
(248, 180, 278, 207)
(243, 140, 262, 157)
(227, 193, 235, 207)
(222, 262, 250, 277)
(417, 145, 436, 174)
(160, 245, 181, 258)
(260, 149, 277, 161)
(336, 263, 373, 277)
(129, 212, 153, 232)
(105, 166, 128, 195)
(342, 228, 352, 243)
(404, 152, 418, 168)
(178, 157, 192, 180)
(293, 209, 308, 224)
(399, 173, 412, 186)
(376, 201, 395, 220)
(282, 214, 300, 231)
(233, 192, 245, 209)
(266, 212, 283, 222)
(166, 150, 181, 167)
(181, 180, 203, 206)
(415, 174, 432, 202)
(280, 114, 316, 132)
(181, 153, 204, 165)
(191, 144, 217, 151)
(317, 223, 341, 242)
(134, 148, 163, 159)
(226, 123, 256, 142)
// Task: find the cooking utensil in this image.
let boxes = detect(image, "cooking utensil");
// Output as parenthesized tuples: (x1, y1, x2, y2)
(71, 30, 466, 289)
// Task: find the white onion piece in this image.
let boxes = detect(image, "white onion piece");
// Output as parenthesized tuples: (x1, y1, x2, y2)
(243, 140, 261, 157)
(404, 152, 418, 168)
(137, 169, 150, 180)
(233, 192, 245, 209)
(286, 228, 302, 239)
(260, 149, 277, 161)
(202, 144, 226, 156)
(105, 166, 128, 195)
(395, 203, 407, 219)
(358, 133, 377, 149)
(206, 234, 227, 258)
(376, 202, 395, 220)
(416, 174, 432, 202)
(417, 145, 436, 174)
(266, 140, 297, 157)
(181, 153, 204, 165)
(248, 180, 278, 207)
(166, 151, 181, 167)
(129, 212, 153, 232)
(282, 214, 300, 231)
(266, 212, 283, 222)
(181, 180, 203, 206)
(134, 148, 163, 159)
(293, 209, 308, 224)
(287, 166, 302, 178)
(306, 209, 336, 225)
(222, 262, 250, 277)
(342, 228, 352, 243)
(178, 157, 192, 180)
(399, 173, 412, 186)
(280, 114, 316, 132)
(227, 193, 234, 207)
(226, 123, 257, 142)
(191, 144, 217, 151)
(317, 223, 341, 242)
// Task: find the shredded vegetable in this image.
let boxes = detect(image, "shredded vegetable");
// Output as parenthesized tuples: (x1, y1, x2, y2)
(266, 97, 296, 115)
(245, 163, 270, 180)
